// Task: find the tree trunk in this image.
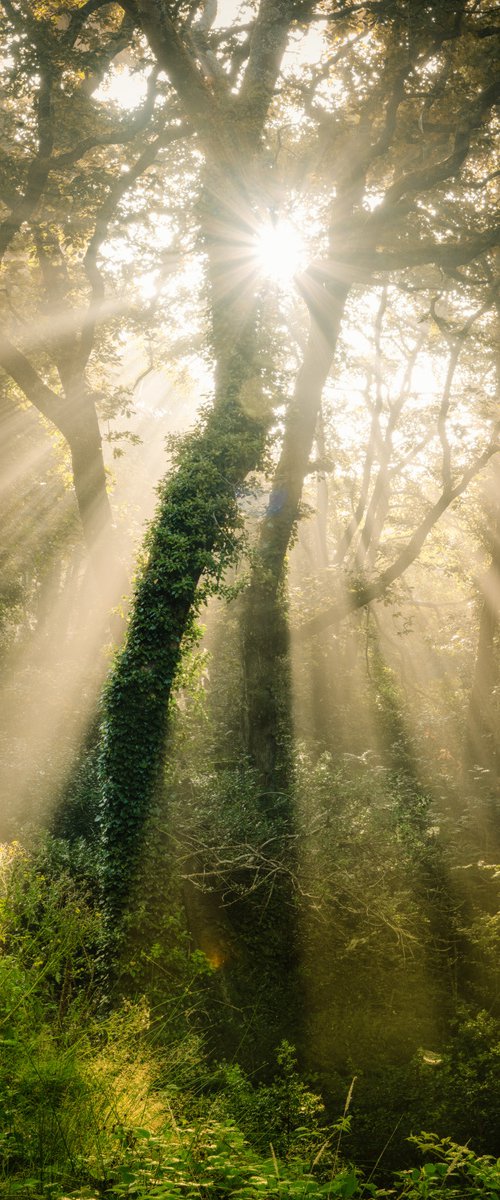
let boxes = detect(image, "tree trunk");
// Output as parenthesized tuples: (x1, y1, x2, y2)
(464, 472, 500, 788)
(98, 305, 269, 925)
(0, 338, 120, 612)
(64, 394, 117, 590)
(217, 285, 349, 1062)
(240, 284, 349, 792)
(464, 332, 500, 804)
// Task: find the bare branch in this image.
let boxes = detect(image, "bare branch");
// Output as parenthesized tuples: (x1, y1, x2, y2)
(335, 292, 390, 567)
(357, 322, 425, 569)
(430, 286, 499, 490)
(300, 438, 500, 639)
(79, 123, 185, 369)
(334, 368, 375, 567)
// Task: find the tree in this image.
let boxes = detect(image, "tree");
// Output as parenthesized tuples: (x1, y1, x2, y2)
(90, 0, 500, 923)
(97, 0, 318, 921)
(240, 0, 499, 784)
(0, 0, 184, 598)
(3, 1, 500, 1122)
(1, 0, 498, 977)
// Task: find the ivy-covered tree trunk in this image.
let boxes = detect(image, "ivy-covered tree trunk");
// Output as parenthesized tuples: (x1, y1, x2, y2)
(241, 574, 292, 802)
(98, 302, 268, 925)
(94, 0, 309, 953)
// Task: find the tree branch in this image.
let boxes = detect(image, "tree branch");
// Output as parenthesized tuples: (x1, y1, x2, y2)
(79, 123, 185, 369)
(132, 0, 219, 136)
(0, 333, 72, 436)
(64, 0, 113, 44)
(328, 225, 500, 276)
(0, 70, 54, 263)
(236, 0, 307, 143)
(300, 439, 500, 639)
(53, 67, 161, 167)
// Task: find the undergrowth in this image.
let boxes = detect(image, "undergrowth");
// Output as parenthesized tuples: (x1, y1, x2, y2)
(0, 839, 499, 1200)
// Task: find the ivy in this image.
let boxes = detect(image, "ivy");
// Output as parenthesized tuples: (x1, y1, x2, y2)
(98, 333, 270, 930)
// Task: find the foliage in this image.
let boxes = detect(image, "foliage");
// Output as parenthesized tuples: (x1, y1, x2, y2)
(434, 1009, 500, 1151)
(392, 1132, 500, 1199)
(1, 840, 500, 1200)
(98, 352, 270, 923)
(218, 1041, 327, 1161)
(2, 6, 500, 1200)
(0, 838, 102, 1031)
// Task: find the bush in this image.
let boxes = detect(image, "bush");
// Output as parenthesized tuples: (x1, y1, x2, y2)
(218, 1041, 327, 1161)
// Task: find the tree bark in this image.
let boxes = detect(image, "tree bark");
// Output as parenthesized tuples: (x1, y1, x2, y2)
(64, 388, 121, 604)
(240, 284, 349, 793)
(0, 337, 119, 606)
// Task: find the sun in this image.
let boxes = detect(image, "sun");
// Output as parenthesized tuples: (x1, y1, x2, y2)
(254, 218, 306, 287)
